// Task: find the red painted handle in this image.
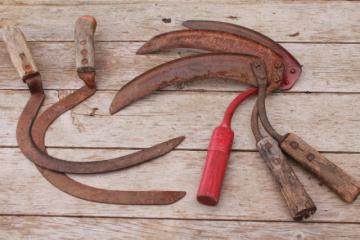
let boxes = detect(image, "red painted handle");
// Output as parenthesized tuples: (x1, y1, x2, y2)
(197, 87, 257, 206)
(197, 126, 234, 206)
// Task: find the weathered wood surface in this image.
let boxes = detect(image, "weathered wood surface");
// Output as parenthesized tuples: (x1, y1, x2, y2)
(1, 147, 360, 221)
(257, 136, 316, 220)
(281, 133, 360, 203)
(2, 26, 39, 79)
(1, 90, 360, 152)
(0, 1, 358, 42)
(0, 42, 358, 92)
(1, 0, 360, 238)
(1, 216, 360, 240)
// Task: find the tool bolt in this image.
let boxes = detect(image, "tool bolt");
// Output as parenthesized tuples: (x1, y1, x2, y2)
(265, 142, 272, 149)
(80, 40, 87, 45)
(290, 68, 296, 74)
(81, 49, 88, 56)
(24, 64, 32, 72)
(81, 58, 88, 65)
(306, 153, 315, 161)
(272, 158, 280, 165)
(275, 62, 282, 69)
(290, 141, 299, 149)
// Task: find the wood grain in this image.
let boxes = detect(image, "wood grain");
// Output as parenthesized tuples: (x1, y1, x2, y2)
(0, 147, 359, 221)
(0, 42, 358, 92)
(0, 0, 359, 237)
(257, 137, 316, 220)
(75, 16, 96, 72)
(2, 26, 38, 80)
(1, 90, 360, 152)
(1, 216, 360, 240)
(0, 1, 358, 42)
(281, 133, 360, 203)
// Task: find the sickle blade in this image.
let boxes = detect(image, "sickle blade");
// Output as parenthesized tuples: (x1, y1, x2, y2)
(110, 53, 259, 114)
(29, 84, 185, 205)
(182, 20, 302, 90)
(16, 77, 185, 174)
(136, 29, 288, 89)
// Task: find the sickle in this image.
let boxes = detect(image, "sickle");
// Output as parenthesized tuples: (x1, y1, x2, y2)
(136, 29, 286, 85)
(31, 85, 185, 205)
(109, 52, 281, 114)
(249, 61, 316, 220)
(110, 28, 292, 114)
(252, 60, 360, 203)
(4, 21, 184, 204)
(182, 20, 301, 90)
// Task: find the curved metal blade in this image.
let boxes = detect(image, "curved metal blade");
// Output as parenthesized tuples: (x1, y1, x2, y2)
(30, 86, 185, 204)
(137, 29, 283, 87)
(182, 20, 301, 90)
(110, 53, 259, 114)
(16, 77, 185, 174)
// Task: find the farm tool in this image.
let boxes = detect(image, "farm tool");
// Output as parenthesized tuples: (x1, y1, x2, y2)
(3, 17, 185, 205)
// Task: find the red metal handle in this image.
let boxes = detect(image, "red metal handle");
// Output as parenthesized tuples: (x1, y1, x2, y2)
(197, 87, 257, 206)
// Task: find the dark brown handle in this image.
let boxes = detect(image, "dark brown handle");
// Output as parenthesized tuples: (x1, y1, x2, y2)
(75, 16, 97, 88)
(281, 133, 360, 203)
(2, 26, 38, 81)
(257, 137, 316, 220)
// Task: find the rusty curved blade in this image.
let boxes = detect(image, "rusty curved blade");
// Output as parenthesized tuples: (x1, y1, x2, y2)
(110, 53, 259, 114)
(16, 76, 185, 174)
(182, 20, 301, 90)
(30, 85, 185, 205)
(137, 29, 284, 87)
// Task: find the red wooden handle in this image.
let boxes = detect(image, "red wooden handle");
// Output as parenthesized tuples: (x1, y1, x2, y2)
(197, 126, 234, 206)
(197, 87, 256, 206)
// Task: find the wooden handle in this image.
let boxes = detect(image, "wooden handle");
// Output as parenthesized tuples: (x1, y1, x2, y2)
(281, 133, 360, 203)
(2, 25, 38, 81)
(75, 16, 97, 87)
(257, 137, 316, 220)
(197, 126, 234, 206)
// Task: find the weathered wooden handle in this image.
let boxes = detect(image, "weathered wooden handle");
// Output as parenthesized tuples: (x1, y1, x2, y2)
(75, 16, 97, 87)
(281, 133, 360, 203)
(258, 137, 316, 220)
(2, 25, 38, 81)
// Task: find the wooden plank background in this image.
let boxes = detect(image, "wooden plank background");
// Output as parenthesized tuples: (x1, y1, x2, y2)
(0, 0, 359, 239)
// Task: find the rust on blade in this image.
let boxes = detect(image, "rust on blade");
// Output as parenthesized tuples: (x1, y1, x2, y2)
(182, 20, 301, 90)
(31, 86, 185, 205)
(110, 53, 259, 114)
(136, 29, 284, 87)
(16, 82, 184, 174)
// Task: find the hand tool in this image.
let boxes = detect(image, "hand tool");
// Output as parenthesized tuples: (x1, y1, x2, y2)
(253, 60, 360, 203)
(4, 18, 185, 204)
(110, 53, 264, 114)
(250, 61, 316, 220)
(31, 86, 185, 205)
(182, 20, 301, 90)
(4, 20, 185, 175)
(197, 87, 257, 206)
(111, 25, 297, 114)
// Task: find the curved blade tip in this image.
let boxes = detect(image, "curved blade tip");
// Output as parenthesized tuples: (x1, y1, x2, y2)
(182, 20, 199, 28)
(171, 136, 186, 147)
(164, 191, 186, 204)
(136, 43, 151, 55)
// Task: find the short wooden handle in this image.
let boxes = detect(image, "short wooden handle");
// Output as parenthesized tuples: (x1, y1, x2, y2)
(257, 137, 316, 220)
(197, 126, 234, 206)
(281, 133, 360, 203)
(75, 16, 96, 73)
(2, 25, 38, 81)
